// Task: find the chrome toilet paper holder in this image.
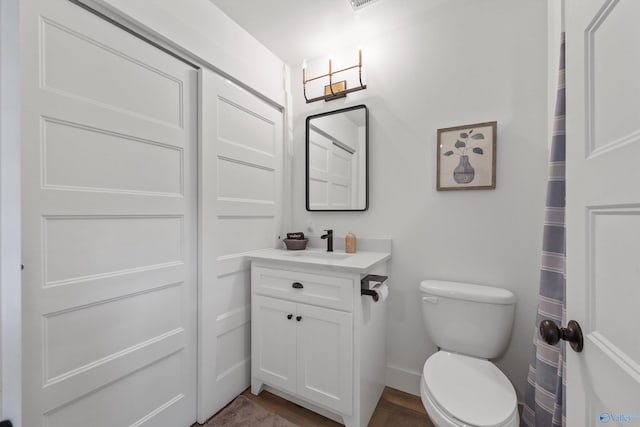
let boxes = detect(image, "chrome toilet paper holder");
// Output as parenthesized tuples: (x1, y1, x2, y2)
(361, 274, 388, 302)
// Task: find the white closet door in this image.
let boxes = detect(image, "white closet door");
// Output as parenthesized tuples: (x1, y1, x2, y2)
(198, 69, 283, 421)
(21, 1, 198, 426)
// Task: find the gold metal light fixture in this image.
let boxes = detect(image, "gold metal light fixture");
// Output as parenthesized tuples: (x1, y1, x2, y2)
(302, 49, 367, 103)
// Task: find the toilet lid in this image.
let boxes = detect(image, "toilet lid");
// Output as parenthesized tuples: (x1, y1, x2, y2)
(423, 351, 517, 427)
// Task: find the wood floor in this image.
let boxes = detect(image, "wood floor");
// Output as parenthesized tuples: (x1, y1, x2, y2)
(196, 387, 524, 426)
(237, 386, 435, 427)
(191, 387, 522, 427)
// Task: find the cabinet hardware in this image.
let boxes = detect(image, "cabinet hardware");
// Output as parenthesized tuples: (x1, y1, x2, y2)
(292, 282, 304, 289)
(287, 314, 293, 320)
(296, 315, 302, 322)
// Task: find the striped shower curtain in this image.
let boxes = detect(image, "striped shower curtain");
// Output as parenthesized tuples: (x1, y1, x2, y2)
(522, 33, 566, 427)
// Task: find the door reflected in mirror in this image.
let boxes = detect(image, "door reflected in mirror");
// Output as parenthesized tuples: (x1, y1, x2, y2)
(306, 105, 368, 211)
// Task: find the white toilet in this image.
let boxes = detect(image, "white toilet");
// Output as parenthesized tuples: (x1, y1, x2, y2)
(419, 280, 519, 427)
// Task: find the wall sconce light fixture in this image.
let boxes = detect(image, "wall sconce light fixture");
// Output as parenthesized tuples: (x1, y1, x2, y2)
(302, 49, 367, 103)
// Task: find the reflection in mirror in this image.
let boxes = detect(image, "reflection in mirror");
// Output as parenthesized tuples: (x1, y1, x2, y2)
(306, 105, 368, 211)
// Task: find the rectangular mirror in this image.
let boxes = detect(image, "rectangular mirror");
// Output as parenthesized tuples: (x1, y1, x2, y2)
(306, 105, 368, 211)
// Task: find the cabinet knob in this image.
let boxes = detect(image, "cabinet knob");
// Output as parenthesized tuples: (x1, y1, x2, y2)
(287, 314, 293, 320)
(292, 282, 304, 289)
(296, 315, 302, 322)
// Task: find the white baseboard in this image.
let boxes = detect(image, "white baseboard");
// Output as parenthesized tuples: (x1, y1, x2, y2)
(385, 364, 422, 396)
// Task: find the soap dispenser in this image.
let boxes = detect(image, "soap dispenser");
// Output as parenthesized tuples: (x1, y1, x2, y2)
(345, 232, 357, 254)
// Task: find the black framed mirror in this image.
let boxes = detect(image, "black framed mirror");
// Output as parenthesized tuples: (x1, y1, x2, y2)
(305, 105, 368, 211)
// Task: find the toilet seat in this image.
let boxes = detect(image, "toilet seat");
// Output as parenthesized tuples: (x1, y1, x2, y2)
(421, 351, 518, 427)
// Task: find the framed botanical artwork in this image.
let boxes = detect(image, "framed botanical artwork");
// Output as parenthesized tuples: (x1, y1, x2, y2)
(436, 121, 497, 191)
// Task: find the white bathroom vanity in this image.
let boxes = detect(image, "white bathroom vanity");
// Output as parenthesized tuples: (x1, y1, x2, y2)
(247, 246, 391, 427)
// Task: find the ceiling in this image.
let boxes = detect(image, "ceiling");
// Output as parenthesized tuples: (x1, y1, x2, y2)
(209, 0, 444, 66)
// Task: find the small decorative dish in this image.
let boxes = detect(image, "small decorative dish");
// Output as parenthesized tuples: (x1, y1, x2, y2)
(283, 238, 308, 250)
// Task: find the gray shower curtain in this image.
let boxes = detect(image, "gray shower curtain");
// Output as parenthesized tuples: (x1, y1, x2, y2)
(522, 33, 566, 427)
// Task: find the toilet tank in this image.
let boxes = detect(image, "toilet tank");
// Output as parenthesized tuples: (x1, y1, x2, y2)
(420, 280, 516, 359)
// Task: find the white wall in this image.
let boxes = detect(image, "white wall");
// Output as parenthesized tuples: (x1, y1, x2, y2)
(290, 0, 548, 400)
(0, 0, 22, 424)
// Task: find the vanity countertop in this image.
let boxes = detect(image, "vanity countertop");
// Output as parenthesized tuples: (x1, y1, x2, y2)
(246, 248, 391, 273)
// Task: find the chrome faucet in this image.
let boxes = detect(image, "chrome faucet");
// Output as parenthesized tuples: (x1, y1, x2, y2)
(321, 229, 333, 252)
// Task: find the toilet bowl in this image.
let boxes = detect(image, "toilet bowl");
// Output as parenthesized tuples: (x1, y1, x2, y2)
(419, 280, 519, 427)
(420, 352, 518, 427)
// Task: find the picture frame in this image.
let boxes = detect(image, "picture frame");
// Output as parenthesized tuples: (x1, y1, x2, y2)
(436, 121, 497, 191)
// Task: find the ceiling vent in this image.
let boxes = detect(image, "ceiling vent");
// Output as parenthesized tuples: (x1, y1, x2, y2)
(348, 0, 380, 11)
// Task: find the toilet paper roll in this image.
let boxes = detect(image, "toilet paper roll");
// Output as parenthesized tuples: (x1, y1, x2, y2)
(374, 283, 389, 302)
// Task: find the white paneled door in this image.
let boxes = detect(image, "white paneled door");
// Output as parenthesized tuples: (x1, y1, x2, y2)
(566, 0, 640, 425)
(198, 69, 283, 422)
(21, 1, 198, 426)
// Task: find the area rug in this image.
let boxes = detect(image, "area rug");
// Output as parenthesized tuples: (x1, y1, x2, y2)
(205, 395, 299, 427)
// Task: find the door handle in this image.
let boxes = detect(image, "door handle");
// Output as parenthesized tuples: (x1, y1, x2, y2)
(292, 282, 304, 289)
(540, 319, 584, 352)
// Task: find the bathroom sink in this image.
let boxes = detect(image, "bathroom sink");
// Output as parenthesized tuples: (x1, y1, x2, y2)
(283, 251, 352, 260)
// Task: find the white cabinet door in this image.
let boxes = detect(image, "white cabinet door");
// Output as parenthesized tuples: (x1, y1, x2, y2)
(566, 0, 640, 424)
(296, 304, 353, 415)
(252, 296, 297, 394)
(21, 1, 197, 426)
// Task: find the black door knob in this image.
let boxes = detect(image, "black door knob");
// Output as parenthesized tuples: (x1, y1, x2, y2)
(296, 315, 302, 322)
(292, 282, 304, 289)
(540, 319, 584, 352)
(287, 314, 293, 320)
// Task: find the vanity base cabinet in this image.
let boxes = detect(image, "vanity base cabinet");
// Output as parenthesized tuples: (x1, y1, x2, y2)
(252, 295, 353, 415)
(250, 260, 388, 427)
